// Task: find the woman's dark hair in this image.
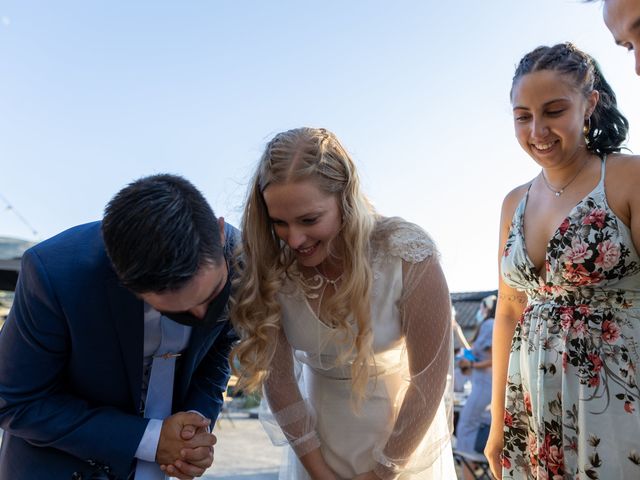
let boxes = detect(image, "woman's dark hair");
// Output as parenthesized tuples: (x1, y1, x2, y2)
(481, 294, 497, 320)
(511, 42, 629, 156)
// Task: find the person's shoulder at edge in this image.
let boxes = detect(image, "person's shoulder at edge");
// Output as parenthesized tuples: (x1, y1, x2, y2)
(223, 221, 241, 251)
(223, 221, 240, 238)
(605, 151, 640, 178)
(223, 222, 243, 277)
(30, 221, 102, 252)
(27, 221, 110, 274)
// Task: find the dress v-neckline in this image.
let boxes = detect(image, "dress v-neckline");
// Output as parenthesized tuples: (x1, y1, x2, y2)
(518, 159, 605, 280)
(302, 294, 338, 330)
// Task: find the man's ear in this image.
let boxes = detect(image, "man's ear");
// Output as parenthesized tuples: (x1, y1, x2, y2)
(218, 217, 225, 245)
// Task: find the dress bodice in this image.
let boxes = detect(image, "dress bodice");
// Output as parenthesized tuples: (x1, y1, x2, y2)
(501, 159, 640, 307)
(278, 249, 404, 376)
(499, 159, 640, 479)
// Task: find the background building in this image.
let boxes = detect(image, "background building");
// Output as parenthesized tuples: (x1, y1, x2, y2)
(0, 236, 33, 327)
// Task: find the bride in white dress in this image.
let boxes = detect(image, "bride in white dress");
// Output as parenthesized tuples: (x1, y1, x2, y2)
(230, 127, 455, 480)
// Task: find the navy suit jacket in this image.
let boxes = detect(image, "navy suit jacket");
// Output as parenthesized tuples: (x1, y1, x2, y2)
(0, 221, 238, 479)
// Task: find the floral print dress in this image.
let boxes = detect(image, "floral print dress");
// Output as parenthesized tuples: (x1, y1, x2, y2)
(501, 159, 640, 479)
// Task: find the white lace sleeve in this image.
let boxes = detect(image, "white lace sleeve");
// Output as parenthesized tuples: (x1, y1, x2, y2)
(387, 221, 437, 263)
(371, 219, 454, 479)
(260, 328, 321, 458)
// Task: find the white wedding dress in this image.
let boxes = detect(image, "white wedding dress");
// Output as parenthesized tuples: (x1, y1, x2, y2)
(260, 218, 456, 480)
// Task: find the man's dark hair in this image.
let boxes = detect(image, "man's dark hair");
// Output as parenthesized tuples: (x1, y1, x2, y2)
(102, 174, 223, 293)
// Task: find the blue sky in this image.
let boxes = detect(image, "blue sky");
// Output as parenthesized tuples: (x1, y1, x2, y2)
(1, 1, 638, 291)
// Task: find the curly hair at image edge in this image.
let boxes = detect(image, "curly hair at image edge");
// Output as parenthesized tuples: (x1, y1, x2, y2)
(229, 127, 377, 408)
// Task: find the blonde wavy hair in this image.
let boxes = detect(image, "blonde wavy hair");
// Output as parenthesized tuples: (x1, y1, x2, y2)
(230, 127, 377, 406)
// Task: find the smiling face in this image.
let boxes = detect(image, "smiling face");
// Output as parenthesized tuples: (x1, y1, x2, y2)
(511, 70, 598, 168)
(603, 0, 640, 76)
(262, 179, 343, 269)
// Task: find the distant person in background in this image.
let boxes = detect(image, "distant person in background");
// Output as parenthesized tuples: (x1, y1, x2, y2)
(584, 0, 640, 76)
(486, 42, 640, 479)
(452, 314, 472, 393)
(0, 174, 238, 480)
(455, 295, 496, 480)
(230, 127, 455, 479)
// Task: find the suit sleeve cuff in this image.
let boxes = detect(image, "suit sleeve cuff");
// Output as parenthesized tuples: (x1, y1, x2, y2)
(135, 418, 163, 462)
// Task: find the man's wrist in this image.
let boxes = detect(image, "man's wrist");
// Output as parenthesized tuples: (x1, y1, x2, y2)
(135, 418, 163, 462)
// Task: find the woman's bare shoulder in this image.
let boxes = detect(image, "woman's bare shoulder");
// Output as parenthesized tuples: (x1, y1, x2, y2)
(501, 181, 531, 220)
(606, 152, 640, 175)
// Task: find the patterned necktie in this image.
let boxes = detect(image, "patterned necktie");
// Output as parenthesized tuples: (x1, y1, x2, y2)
(134, 318, 187, 480)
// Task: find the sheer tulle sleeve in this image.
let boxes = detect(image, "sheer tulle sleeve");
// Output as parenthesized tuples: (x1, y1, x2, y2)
(372, 220, 454, 479)
(259, 328, 321, 457)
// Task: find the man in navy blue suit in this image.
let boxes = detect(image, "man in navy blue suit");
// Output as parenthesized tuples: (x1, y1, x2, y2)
(0, 174, 239, 480)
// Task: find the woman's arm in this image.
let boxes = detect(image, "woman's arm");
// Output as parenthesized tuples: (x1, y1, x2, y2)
(371, 257, 453, 480)
(485, 192, 528, 480)
(263, 328, 337, 480)
(299, 449, 339, 480)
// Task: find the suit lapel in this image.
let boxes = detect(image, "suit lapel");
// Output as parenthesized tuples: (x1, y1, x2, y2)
(174, 320, 224, 405)
(106, 275, 144, 412)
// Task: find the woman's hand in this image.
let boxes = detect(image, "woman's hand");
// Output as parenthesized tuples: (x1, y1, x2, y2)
(484, 425, 504, 480)
(352, 472, 380, 480)
(458, 358, 472, 375)
(458, 358, 471, 369)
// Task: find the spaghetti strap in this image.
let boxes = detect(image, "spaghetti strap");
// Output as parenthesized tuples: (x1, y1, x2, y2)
(598, 153, 607, 186)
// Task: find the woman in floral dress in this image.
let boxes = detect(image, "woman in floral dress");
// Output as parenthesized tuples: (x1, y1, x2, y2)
(485, 42, 640, 479)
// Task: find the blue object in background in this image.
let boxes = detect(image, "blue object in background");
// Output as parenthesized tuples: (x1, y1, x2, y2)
(457, 348, 477, 362)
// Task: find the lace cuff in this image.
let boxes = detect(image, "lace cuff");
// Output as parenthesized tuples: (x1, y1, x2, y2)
(290, 430, 321, 457)
(271, 399, 309, 425)
(270, 399, 320, 456)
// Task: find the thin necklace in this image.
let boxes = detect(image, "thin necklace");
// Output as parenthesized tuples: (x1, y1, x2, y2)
(299, 265, 342, 322)
(540, 158, 589, 197)
(313, 265, 343, 289)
